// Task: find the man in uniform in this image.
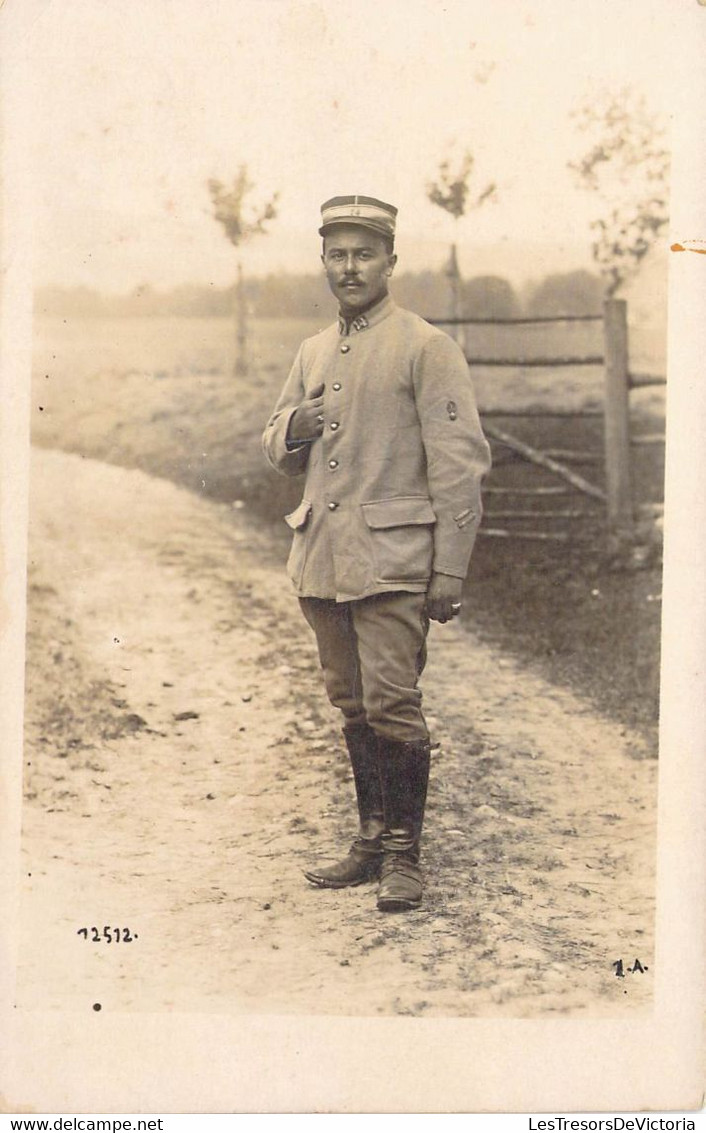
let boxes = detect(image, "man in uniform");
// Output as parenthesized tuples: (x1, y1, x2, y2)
(262, 195, 491, 911)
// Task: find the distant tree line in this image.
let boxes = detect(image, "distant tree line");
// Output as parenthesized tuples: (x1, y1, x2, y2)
(35, 268, 605, 322)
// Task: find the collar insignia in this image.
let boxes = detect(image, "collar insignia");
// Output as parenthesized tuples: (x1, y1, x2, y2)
(338, 313, 370, 335)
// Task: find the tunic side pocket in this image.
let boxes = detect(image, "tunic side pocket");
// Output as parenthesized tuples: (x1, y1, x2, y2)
(361, 496, 435, 585)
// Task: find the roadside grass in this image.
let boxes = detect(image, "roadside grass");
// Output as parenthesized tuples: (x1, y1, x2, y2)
(32, 313, 664, 747)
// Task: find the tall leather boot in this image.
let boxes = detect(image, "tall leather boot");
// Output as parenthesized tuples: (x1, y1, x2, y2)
(304, 721, 384, 888)
(376, 735, 431, 912)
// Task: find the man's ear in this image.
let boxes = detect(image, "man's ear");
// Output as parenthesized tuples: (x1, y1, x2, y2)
(387, 254, 398, 277)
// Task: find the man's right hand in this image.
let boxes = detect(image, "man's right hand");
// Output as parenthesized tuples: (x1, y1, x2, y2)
(288, 383, 326, 443)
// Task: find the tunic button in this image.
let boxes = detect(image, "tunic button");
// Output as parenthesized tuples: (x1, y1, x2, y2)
(332, 382, 342, 391)
(330, 421, 340, 431)
(328, 459, 339, 470)
(340, 344, 350, 354)
(328, 501, 339, 510)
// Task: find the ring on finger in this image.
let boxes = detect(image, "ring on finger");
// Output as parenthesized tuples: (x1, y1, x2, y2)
(451, 602, 462, 613)
(316, 414, 324, 424)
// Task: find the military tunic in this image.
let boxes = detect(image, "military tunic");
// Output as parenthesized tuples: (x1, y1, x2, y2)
(262, 295, 491, 602)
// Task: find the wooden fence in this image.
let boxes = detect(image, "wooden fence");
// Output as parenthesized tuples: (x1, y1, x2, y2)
(429, 299, 666, 548)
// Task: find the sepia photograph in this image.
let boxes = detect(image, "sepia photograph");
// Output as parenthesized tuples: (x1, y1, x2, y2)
(1, 0, 704, 1115)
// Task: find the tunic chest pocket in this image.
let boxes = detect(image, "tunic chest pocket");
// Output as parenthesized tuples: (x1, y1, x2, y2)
(284, 498, 312, 587)
(361, 496, 436, 585)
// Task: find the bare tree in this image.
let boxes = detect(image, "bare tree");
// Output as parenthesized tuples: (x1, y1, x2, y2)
(568, 87, 669, 297)
(208, 167, 279, 376)
(426, 148, 497, 340)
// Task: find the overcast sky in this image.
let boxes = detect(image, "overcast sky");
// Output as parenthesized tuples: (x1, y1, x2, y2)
(6, 0, 690, 292)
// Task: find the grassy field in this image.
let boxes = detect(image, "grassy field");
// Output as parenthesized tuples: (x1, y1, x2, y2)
(31, 312, 665, 745)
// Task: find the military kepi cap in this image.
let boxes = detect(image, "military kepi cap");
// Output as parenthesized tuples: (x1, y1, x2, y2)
(319, 195, 398, 239)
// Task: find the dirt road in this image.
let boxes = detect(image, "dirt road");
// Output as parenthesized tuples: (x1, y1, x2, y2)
(18, 448, 657, 1017)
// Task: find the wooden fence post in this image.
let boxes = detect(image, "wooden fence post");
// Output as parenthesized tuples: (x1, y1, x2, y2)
(602, 299, 634, 550)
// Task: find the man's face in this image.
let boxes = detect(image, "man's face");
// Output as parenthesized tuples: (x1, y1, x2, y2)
(322, 225, 397, 316)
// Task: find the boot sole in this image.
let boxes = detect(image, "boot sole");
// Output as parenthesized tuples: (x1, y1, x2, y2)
(377, 895, 422, 911)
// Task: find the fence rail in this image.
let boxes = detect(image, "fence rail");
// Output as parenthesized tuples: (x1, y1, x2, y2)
(481, 408, 603, 419)
(485, 509, 601, 520)
(629, 372, 667, 389)
(631, 433, 666, 446)
(465, 355, 604, 367)
(428, 314, 604, 326)
(481, 528, 571, 542)
(484, 485, 574, 495)
(483, 423, 606, 502)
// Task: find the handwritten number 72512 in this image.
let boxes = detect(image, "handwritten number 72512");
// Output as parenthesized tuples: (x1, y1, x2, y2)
(77, 927, 138, 943)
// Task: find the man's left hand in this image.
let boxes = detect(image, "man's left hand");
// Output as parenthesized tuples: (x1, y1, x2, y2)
(425, 572, 463, 624)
